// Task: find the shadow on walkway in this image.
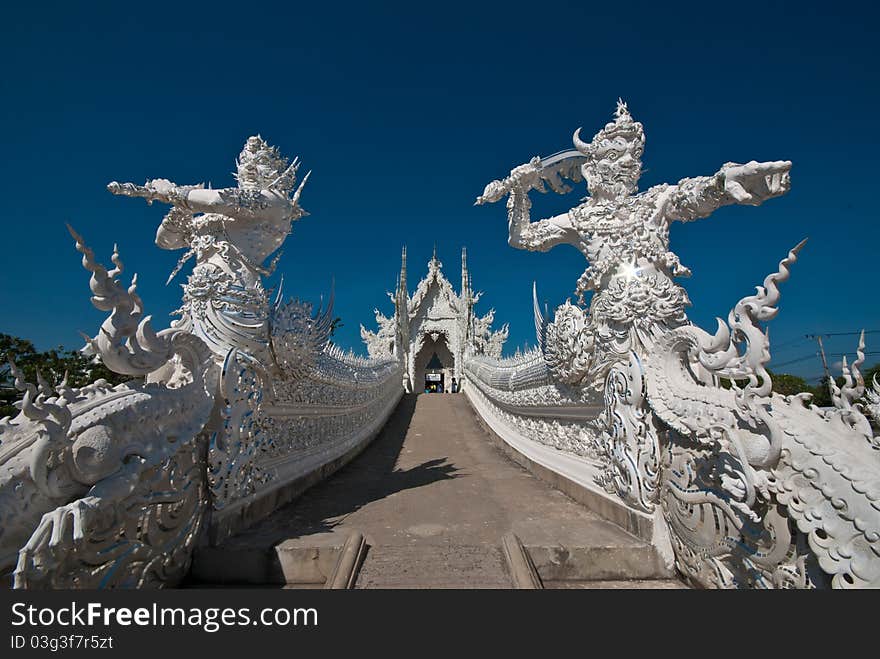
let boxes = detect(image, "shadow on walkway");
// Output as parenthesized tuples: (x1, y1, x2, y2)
(235, 394, 460, 544)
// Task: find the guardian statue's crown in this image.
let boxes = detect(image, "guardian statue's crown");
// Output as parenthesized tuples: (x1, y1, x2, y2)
(235, 135, 302, 193)
(573, 99, 645, 160)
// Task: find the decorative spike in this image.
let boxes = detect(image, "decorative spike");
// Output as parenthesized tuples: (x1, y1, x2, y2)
(35, 370, 52, 398)
(461, 246, 469, 300)
(291, 170, 311, 208)
(533, 282, 547, 353)
(399, 245, 408, 299)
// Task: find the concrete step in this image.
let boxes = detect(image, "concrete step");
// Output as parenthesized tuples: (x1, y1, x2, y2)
(544, 579, 687, 589)
(191, 529, 353, 586)
(524, 542, 670, 582)
(354, 544, 513, 589)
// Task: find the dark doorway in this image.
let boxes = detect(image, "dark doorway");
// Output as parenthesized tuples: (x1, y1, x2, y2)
(424, 352, 444, 393)
(414, 336, 454, 394)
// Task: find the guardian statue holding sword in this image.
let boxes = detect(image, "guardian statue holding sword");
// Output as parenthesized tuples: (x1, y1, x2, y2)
(476, 99, 791, 387)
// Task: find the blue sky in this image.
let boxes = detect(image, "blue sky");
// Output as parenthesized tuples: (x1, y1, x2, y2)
(1, 1, 877, 382)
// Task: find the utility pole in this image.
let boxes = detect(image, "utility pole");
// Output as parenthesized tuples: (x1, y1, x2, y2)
(806, 333, 833, 395)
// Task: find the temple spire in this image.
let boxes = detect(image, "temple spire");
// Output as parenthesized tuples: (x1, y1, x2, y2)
(399, 245, 408, 299)
(461, 246, 470, 299)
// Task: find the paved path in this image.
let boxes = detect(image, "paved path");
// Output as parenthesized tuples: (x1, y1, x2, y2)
(204, 393, 677, 588)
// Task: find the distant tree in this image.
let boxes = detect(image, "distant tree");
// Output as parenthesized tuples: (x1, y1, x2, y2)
(767, 370, 810, 397)
(0, 333, 129, 418)
(863, 362, 880, 389)
(1, 334, 38, 417)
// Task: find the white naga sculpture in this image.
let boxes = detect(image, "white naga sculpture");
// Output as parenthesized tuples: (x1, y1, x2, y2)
(478, 99, 791, 388)
(1, 137, 402, 588)
(0, 231, 216, 588)
(473, 100, 880, 588)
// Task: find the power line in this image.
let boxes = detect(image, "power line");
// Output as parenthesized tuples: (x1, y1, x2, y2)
(805, 330, 880, 338)
(772, 354, 818, 368)
(771, 351, 880, 370)
(770, 336, 810, 352)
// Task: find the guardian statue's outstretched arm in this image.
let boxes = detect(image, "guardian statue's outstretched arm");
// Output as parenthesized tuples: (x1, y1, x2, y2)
(666, 160, 791, 222)
(107, 135, 309, 235)
(107, 177, 307, 225)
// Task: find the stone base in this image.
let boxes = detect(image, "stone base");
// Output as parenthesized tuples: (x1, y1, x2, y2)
(192, 529, 352, 586)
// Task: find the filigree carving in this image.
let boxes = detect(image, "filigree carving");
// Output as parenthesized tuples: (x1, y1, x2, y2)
(645, 244, 880, 588)
(660, 435, 824, 588)
(595, 354, 660, 512)
(7, 137, 405, 588)
(2, 234, 217, 589)
(270, 290, 335, 380)
(472, 309, 508, 358)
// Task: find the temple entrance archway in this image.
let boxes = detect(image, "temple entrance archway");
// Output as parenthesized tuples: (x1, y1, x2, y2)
(414, 334, 455, 393)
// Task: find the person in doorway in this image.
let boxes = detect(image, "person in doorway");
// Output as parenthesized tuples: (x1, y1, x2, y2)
(451, 377, 458, 393)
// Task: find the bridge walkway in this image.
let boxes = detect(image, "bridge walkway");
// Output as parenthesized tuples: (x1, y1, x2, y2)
(191, 393, 683, 588)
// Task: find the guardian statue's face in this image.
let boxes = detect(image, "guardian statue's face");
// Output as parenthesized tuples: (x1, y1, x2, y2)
(585, 136, 642, 199)
(234, 135, 299, 193)
(574, 99, 645, 200)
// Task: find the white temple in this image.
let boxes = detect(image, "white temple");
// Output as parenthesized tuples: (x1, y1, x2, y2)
(6, 109, 880, 590)
(361, 247, 508, 393)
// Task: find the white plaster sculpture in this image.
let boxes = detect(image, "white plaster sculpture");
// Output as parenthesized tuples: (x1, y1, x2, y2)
(647, 249, 879, 587)
(2, 137, 403, 588)
(108, 137, 401, 520)
(107, 135, 311, 362)
(477, 99, 791, 389)
(1, 230, 216, 587)
(471, 100, 880, 588)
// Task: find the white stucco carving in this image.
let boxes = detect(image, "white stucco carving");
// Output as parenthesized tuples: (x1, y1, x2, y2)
(472, 100, 880, 588)
(478, 99, 790, 390)
(3, 231, 217, 588)
(3, 137, 403, 588)
(3, 106, 878, 591)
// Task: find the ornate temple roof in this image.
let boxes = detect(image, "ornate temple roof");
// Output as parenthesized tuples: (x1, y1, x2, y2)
(361, 246, 508, 361)
(406, 247, 466, 320)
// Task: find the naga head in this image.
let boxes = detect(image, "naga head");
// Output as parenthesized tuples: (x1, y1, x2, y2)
(574, 99, 645, 200)
(235, 135, 303, 196)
